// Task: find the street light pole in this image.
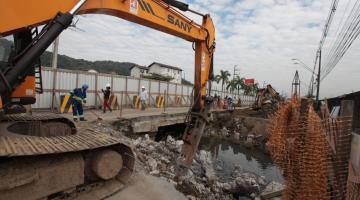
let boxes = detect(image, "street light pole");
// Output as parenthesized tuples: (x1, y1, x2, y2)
(315, 49, 321, 108)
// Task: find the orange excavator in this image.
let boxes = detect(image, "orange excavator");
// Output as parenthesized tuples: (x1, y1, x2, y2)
(0, 0, 215, 199)
(253, 84, 282, 116)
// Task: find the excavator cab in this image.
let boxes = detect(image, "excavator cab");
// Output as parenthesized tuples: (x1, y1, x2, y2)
(0, 30, 43, 115)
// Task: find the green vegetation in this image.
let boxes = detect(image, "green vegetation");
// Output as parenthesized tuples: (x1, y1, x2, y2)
(214, 70, 259, 96)
(215, 70, 231, 93)
(0, 38, 193, 85)
(40, 51, 136, 76)
(0, 38, 136, 76)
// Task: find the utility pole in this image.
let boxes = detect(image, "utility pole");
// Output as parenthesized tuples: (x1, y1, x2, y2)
(51, 37, 59, 69)
(315, 49, 321, 109)
(51, 37, 59, 112)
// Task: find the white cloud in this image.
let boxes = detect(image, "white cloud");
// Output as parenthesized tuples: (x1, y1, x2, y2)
(56, 0, 360, 98)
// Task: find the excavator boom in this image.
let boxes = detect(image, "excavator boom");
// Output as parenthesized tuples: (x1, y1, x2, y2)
(0, 0, 215, 109)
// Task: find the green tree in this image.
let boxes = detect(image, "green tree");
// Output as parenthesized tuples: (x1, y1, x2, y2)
(226, 79, 237, 94)
(233, 76, 245, 95)
(226, 76, 245, 95)
(242, 84, 252, 95)
(215, 70, 231, 94)
(251, 83, 259, 95)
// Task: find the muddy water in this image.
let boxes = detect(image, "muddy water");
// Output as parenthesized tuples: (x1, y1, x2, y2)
(199, 137, 284, 183)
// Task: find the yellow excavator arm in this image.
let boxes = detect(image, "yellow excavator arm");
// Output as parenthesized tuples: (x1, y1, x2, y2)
(0, 0, 215, 167)
(0, 0, 215, 108)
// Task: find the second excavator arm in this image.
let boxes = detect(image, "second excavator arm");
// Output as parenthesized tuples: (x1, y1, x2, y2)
(0, 0, 215, 168)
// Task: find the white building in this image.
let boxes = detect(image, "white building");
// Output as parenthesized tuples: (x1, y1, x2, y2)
(130, 65, 149, 78)
(148, 62, 182, 84)
(87, 69, 98, 73)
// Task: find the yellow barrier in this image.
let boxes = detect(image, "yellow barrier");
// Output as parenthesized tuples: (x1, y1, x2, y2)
(0, 96, 3, 109)
(60, 95, 73, 113)
(133, 96, 141, 109)
(110, 95, 119, 110)
(175, 96, 182, 105)
(156, 95, 165, 108)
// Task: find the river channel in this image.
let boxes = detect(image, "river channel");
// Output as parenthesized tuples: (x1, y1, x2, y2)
(199, 136, 284, 183)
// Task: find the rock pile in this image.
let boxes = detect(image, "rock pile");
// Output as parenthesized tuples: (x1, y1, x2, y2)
(204, 115, 270, 149)
(84, 122, 283, 200)
(132, 135, 282, 200)
(133, 135, 232, 199)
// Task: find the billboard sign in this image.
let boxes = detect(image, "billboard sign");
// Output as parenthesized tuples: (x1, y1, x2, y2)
(245, 79, 255, 85)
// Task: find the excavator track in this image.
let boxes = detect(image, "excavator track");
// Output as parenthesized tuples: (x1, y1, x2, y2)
(0, 113, 135, 200)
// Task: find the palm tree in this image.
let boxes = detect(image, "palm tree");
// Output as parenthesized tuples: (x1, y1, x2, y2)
(226, 79, 237, 94)
(251, 83, 259, 95)
(215, 70, 231, 94)
(242, 84, 252, 95)
(233, 76, 245, 95)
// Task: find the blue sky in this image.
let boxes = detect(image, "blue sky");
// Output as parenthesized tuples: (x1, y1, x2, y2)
(57, 0, 360, 98)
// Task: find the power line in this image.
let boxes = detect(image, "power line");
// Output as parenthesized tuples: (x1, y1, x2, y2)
(333, 0, 353, 38)
(321, 0, 360, 70)
(308, 0, 339, 101)
(321, 0, 360, 80)
(318, 0, 339, 50)
(321, 0, 353, 69)
(322, 0, 360, 72)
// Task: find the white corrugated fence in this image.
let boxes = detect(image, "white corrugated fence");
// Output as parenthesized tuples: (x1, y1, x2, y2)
(32, 67, 255, 110)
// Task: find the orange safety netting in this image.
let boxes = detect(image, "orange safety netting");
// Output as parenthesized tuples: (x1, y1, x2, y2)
(347, 181, 360, 199)
(267, 98, 331, 200)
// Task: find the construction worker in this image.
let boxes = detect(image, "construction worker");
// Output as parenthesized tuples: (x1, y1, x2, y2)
(101, 83, 112, 113)
(70, 84, 88, 121)
(140, 86, 148, 110)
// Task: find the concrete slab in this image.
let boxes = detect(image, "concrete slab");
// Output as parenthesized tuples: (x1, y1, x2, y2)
(52, 107, 250, 133)
(61, 107, 191, 121)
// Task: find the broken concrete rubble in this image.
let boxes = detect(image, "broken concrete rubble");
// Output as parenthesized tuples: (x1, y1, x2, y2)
(85, 118, 283, 200)
(204, 112, 270, 150)
(132, 134, 283, 199)
(259, 181, 284, 200)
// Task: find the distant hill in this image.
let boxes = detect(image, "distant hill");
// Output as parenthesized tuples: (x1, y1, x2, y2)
(0, 38, 194, 84)
(0, 38, 136, 76)
(40, 51, 136, 76)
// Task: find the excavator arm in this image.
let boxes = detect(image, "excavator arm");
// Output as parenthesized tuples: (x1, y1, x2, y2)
(0, 0, 215, 167)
